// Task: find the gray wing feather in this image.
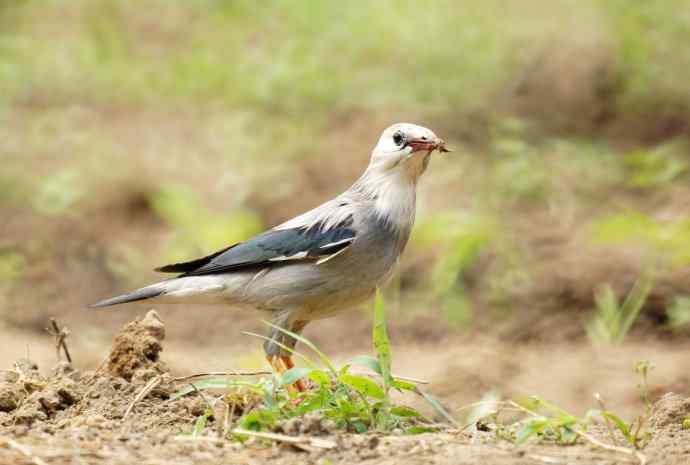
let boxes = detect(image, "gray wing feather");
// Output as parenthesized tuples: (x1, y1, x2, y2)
(156, 223, 355, 277)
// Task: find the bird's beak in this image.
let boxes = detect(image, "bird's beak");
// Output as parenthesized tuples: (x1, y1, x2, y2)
(407, 137, 451, 154)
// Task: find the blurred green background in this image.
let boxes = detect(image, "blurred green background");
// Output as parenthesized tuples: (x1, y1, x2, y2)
(1, 0, 690, 377)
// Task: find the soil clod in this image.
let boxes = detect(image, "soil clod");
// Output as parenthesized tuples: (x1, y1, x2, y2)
(106, 310, 168, 381)
(649, 393, 690, 430)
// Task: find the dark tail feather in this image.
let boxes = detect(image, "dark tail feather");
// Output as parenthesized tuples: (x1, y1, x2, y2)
(155, 244, 237, 274)
(90, 286, 164, 308)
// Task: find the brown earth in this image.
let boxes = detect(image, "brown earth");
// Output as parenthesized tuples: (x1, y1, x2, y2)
(1, 311, 689, 465)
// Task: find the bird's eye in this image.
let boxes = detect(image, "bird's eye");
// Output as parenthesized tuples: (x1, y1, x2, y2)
(392, 131, 404, 146)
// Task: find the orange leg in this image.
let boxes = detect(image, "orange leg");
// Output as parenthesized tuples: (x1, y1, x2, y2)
(266, 321, 311, 393)
(280, 355, 310, 392)
(267, 355, 309, 392)
(280, 355, 295, 369)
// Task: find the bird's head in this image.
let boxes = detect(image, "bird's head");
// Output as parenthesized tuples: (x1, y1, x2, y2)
(369, 123, 449, 181)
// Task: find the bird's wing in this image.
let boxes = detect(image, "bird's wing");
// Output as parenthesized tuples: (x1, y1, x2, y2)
(155, 223, 356, 277)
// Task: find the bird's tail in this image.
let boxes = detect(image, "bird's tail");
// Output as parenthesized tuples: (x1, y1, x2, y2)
(90, 283, 166, 308)
(90, 276, 227, 308)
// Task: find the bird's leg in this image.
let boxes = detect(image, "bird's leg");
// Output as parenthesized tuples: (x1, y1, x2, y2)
(280, 355, 295, 370)
(277, 354, 312, 392)
(282, 320, 310, 392)
(266, 355, 289, 374)
(264, 317, 310, 392)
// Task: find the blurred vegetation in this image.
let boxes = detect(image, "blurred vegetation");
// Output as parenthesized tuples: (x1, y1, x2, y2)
(666, 297, 690, 331)
(591, 213, 690, 266)
(1, 0, 689, 115)
(149, 184, 263, 262)
(1, 0, 690, 339)
(586, 273, 653, 345)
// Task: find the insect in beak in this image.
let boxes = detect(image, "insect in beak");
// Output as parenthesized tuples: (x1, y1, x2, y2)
(408, 137, 451, 153)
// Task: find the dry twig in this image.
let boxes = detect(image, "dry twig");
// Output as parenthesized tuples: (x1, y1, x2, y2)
(45, 318, 72, 363)
(173, 370, 271, 383)
(231, 428, 337, 450)
(123, 375, 162, 421)
(349, 369, 429, 385)
(574, 429, 647, 465)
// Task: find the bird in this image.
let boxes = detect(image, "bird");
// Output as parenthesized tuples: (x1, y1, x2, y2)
(92, 123, 449, 389)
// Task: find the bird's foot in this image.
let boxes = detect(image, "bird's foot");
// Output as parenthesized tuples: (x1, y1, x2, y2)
(266, 355, 311, 392)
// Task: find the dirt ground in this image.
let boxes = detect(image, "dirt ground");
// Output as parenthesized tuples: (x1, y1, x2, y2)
(1, 311, 689, 465)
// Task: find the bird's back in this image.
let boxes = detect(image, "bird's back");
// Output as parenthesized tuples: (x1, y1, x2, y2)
(218, 194, 413, 320)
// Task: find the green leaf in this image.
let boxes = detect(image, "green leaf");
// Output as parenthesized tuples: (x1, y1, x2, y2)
(240, 409, 276, 432)
(516, 417, 549, 444)
(529, 396, 575, 419)
(602, 411, 632, 441)
(280, 367, 312, 386)
(352, 420, 368, 433)
(405, 425, 439, 434)
(295, 392, 326, 415)
(339, 374, 385, 400)
(192, 410, 211, 437)
(338, 363, 351, 376)
(418, 390, 458, 426)
(391, 405, 423, 418)
(560, 426, 578, 444)
(308, 369, 331, 389)
(350, 355, 382, 375)
(373, 290, 393, 396)
(392, 379, 417, 392)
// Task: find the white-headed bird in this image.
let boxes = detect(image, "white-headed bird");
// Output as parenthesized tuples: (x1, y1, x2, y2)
(92, 123, 449, 389)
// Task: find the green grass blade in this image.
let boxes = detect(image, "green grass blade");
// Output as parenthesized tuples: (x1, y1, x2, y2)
(350, 355, 382, 374)
(406, 425, 439, 434)
(170, 378, 229, 400)
(339, 374, 385, 400)
(373, 289, 393, 396)
(617, 273, 653, 344)
(241, 330, 319, 369)
(392, 379, 418, 392)
(531, 396, 575, 419)
(390, 405, 424, 418)
(417, 389, 459, 426)
(516, 417, 549, 444)
(280, 367, 313, 386)
(601, 411, 632, 442)
(262, 321, 337, 374)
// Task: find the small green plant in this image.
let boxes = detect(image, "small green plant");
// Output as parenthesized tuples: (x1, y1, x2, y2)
(474, 393, 651, 457)
(634, 360, 655, 413)
(586, 273, 653, 345)
(506, 397, 583, 445)
(665, 296, 690, 331)
(593, 362, 654, 450)
(172, 291, 456, 437)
